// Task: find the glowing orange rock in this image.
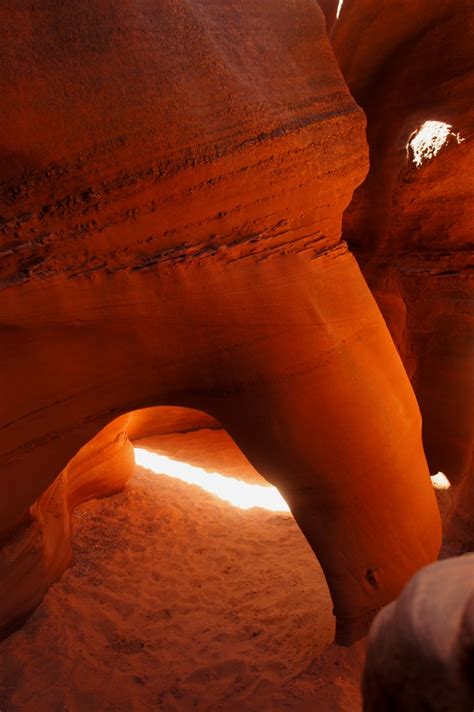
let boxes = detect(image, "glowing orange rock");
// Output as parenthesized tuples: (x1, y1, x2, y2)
(0, 0, 440, 643)
(333, 0, 473, 492)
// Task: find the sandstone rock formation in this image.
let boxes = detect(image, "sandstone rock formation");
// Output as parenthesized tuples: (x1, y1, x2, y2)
(0, 415, 133, 638)
(332, 1, 473, 521)
(0, 407, 218, 639)
(317, 0, 340, 33)
(447, 472, 474, 553)
(363, 554, 474, 711)
(0, 0, 441, 644)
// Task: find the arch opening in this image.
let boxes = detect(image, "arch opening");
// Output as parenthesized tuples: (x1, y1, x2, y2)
(0, 406, 364, 710)
(134, 447, 290, 512)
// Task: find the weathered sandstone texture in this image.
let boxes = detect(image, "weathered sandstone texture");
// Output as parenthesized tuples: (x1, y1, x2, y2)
(363, 554, 474, 711)
(447, 471, 474, 553)
(317, 0, 339, 34)
(333, 1, 473, 500)
(0, 407, 218, 639)
(0, 415, 132, 639)
(0, 0, 440, 643)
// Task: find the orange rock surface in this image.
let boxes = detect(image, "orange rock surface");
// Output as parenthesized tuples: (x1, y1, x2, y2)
(0, 0, 441, 644)
(333, 0, 473, 492)
(0, 408, 218, 640)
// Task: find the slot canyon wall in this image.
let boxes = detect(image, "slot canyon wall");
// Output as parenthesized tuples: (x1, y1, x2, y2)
(0, 0, 442, 645)
(332, 0, 474, 548)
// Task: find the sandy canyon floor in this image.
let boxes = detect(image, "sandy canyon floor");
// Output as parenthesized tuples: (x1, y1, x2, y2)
(0, 429, 363, 711)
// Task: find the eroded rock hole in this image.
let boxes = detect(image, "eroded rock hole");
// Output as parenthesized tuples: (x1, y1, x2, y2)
(365, 568, 379, 591)
(0, 414, 363, 710)
(407, 120, 465, 168)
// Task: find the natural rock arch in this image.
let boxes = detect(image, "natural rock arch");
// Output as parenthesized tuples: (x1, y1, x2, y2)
(0, 0, 441, 645)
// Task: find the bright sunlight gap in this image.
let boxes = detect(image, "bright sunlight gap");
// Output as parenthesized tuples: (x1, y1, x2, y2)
(134, 447, 291, 512)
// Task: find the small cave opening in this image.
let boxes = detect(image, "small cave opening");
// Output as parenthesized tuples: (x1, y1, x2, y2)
(406, 120, 465, 168)
(431, 472, 451, 491)
(0, 408, 363, 711)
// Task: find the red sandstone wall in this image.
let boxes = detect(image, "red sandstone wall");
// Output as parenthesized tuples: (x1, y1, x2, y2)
(0, 0, 441, 643)
(333, 0, 473, 554)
